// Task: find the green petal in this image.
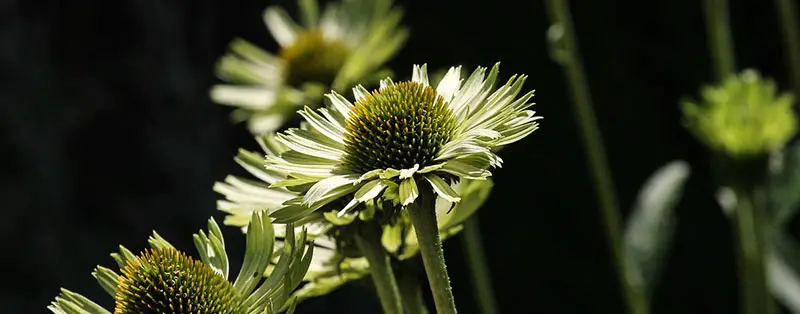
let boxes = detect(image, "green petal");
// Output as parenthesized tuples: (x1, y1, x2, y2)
(110, 245, 136, 269)
(424, 174, 461, 202)
(193, 218, 230, 279)
(399, 177, 419, 206)
(323, 210, 358, 226)
(48, 289, 111, 314)
(147, 231, 174, 250)
(91, 266, 119, 297)
(233, 210, 275, 297)
(298, 0, 319, 28)
(380, 168, 401, 179)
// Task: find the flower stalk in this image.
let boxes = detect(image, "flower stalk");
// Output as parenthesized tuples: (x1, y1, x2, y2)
(461, 216, 498, 314)
(407, 188, 457, 314)
(732, 182, 777, 314)
(544, 1, 648, 314)
(703, 0, 736, 81)
(355, 224, 404, 314)
(775, 0, 800, 95)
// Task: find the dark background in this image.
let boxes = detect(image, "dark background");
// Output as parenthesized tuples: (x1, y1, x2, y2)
(1, 0, 793, 313)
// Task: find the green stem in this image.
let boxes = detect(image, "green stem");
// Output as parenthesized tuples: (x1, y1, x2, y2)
(407, 189, 457, 314)
(397, 265, 430, 314)
(733, 186, 777, 314)
(543, 1, 648, 314)
(703, 0, 736, 81)
(775, 0, 800, 95)
(355, 224, 404, 314)
(461, 216, 498, 314)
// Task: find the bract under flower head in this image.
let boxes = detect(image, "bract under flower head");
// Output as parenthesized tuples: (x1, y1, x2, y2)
(48, 213, 313, 314)
(210, 0, 408, 134)
(682, 69, 798, 159)
(265, 63, 540, 221)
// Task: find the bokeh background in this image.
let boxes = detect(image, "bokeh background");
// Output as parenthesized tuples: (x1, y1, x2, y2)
(2, 0, 793, 313)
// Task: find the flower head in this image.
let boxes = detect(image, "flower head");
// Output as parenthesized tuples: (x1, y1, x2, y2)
(214, 135, 495, 300)
(266, 63, 540, 221)
(211, 0, 408, 134)
(48, 213, 313, 314)
(682, 70, 798, 159)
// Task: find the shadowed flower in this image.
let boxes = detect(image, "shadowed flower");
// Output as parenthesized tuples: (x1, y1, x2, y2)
(48, 213, 313, 314)
(682, 69, 798, 159)
(214, 133, 495, 302)
(264, 63, 539, 223)
(210, 0, 408, 134)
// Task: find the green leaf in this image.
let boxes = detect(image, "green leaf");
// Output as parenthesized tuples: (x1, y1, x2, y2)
(769, 142, 800, 226)
(623, 160, 690, 298)
(438, 178, 494, 231)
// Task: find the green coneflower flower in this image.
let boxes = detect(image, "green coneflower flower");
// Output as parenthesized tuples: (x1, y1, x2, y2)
(210, 0, 408, 134)
(682, 69, 798, 159)
(265, 63, 539, 220)
(213, 133, 494, 301)
(48, 212, 313, 314)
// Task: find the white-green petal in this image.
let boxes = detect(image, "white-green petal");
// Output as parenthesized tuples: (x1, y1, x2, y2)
(352, 85, 370, 101)
(440, 159, 492, 179)
(412, 64, 430, 86)
(210, 85, 277, 110)
(379, 168, 401, 179)
(297, 107, 345, 144)
(325, 92, 354, 118)
(436, 66, 462, 102)
(358, 169, 384, 183)
(399, 177, 419, 206)
(424, 174, 461, 202)
(303, 174, 361, 207)
(399, 164, 419, 179)
(263, 7, 300, 47)
(355, 179, 389, 202)
(418, 163, 444, 174)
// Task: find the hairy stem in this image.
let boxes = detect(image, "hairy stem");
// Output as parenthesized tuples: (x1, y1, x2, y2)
(407, 189, 457, 314)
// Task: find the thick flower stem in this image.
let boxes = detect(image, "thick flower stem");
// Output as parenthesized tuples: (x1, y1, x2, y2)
(544, 1, 648, 314)
(775, 0, 800, 95)
(407, 189, 458, 314)
(703, 0, 736, 81)
(355, 224, 404, 314)
(461, 216, 498, 314)
(733, 185, 777, 314)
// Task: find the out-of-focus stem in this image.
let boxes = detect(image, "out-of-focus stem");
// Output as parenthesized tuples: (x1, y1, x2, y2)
(461, 216, 498, 314)
(775, 0, 800, 95)
(703, 0, 736, 81)
(543, 1, 648, 314)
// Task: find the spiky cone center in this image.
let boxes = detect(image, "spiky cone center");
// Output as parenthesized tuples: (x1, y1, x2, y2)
(279, 30, 350, 87)
(114, 248, 239, 314)
(343, 81, 457, 173)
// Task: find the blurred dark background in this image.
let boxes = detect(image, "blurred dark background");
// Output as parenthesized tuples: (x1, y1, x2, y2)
(1, 0, 794, 313)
